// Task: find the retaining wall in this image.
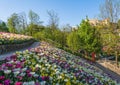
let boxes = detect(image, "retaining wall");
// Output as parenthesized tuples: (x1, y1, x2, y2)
(0, 40, 34, 54)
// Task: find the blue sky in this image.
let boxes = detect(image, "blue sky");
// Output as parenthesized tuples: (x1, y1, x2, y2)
(0, 0, 104, 26)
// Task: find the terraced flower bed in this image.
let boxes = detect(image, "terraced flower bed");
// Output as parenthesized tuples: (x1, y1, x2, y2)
(0, 42, 116, 85)
(0, 32, 34, 54)
(0, 32, 33, 45)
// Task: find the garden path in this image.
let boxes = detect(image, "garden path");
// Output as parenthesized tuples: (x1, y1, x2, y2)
(95, 60, 120, 84)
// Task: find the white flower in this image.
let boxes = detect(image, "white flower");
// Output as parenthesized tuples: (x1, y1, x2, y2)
(4, 70, 11, 74)
(23, 82, 28, 85)
(33, 74, 39, 77)
(64, 79, 68, 82)
(27, 56, 30, 59)
(22, 68, 27, 72)
(30, 72, 35, 75)
(28, 81, 35, 85)
(19, 72, 26, 76)
(40, 81, 46, 85)
(56, 83, 60, 85)
(58, 76, 62, 79)
(40, 53, 44, 56)
(8, 60, 14, 63)
(70, 76, 73, 78)
(13, 68, 21, 72)
(35, 64, 41, 68)
(28, 61, 31, 64)
(14, 71, 20, 76)
(56, 71, 60, 74)
(54, 65, 57, 68)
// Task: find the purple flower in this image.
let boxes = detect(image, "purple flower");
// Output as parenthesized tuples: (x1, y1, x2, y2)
(42, 76, 49, 81)
(35, 82, 40, 85)
(27, 73, 32, 77)
(4, 79, 10, 85)
(10, 55, 17, 59)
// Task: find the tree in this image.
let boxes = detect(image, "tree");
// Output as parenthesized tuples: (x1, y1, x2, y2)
(29, 10, 43, 25)
(99, 0, 120, 66)
(47, 10, 59, 29)
(62, 24, 72, 32)
(7, 13, 20, 33)
(99, 0, 120, 29)
(118, 19, 120, 29)
(0, 22, 8, 32)
(78, 19, 101, 55)
(67, 31, 80, 52)
(18, 12, 27, 33)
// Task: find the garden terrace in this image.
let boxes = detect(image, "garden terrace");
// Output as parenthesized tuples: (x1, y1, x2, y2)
(0, 32, 34, 54)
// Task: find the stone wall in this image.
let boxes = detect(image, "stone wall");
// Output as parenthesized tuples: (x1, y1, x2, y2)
(0, 40, 34, 54)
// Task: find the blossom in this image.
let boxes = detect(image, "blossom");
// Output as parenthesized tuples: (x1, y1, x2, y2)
(0, 76, 5, 80)
(35, 82, 40, 85)
(4, 70, 11, 74)
(17, 76, 23, 80)
(15, 82, 22, 85)
(4, 79, 10, 85)
(27, 73, 32, 77)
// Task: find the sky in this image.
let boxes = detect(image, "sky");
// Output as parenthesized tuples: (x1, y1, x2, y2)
(0, 0, 104, 26)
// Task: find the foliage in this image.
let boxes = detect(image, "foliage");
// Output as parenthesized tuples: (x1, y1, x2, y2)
(47, 10, 59, 30)
(29, 10, 43, 25)
(77, 19, 102, 53)
(99, 0, 120, 23)
(0, 22, 8, 32)
(67, 32, 80, 52)
(118, 19, 120, 29)
(7, 13, 19, 33)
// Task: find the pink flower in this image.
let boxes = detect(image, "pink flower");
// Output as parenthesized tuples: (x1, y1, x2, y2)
(41, 76, 49, 81)
(15, 82, 22, 85)
(26, 70, 30, 73)
(17, 76, 23, 80)
(15, 63, 22, 68)
(0, 76, 5, 80)
(10, 55, 17, 59)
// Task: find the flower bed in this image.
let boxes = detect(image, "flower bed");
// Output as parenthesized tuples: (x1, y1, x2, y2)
(0, 42, 116, 85)
(0, 32, 34, 54)
(0, 32, 33, 45)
